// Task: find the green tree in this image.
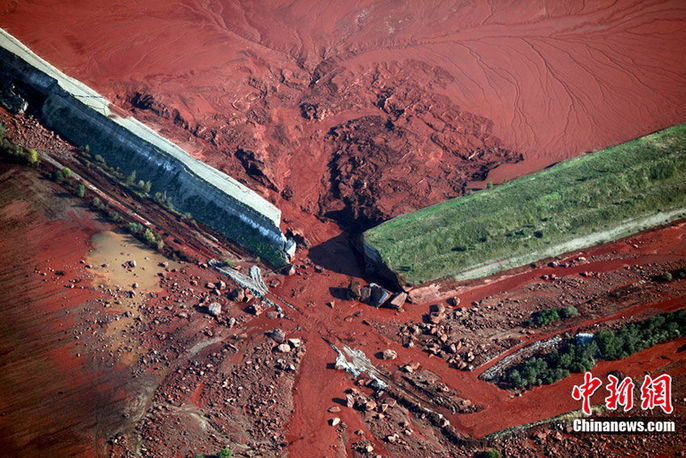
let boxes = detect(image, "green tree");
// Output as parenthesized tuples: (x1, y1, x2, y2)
(218, 448, 233, 458)
(127, 169, 136, 184)
(77, 183, 85, 198)
(61, 167, 72, 179)
(144, 180, 152, 194)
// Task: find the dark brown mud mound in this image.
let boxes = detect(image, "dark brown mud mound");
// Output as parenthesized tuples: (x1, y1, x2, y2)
(317, 69, 520, 228)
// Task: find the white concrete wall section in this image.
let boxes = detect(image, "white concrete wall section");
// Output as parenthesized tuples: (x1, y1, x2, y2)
(0, 27, 282, 227)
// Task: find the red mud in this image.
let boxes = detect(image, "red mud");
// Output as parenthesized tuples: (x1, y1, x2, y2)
(0, 166, 132, 456)
(1, 1, 686, 456)
(2, 0, 686, 226)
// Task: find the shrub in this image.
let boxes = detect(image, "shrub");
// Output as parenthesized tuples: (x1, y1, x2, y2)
(128, 222, 143, 234)
(27, 148, 38, 165)
(486, 181, 494, 189)
(144, 180, 152, 194)
(108, 211, 121, 222)
(127, 169, 136, 184)
(94, 154, 105, 164)
(532, 308, 560, 326)
(53, 169, 64, 181)
(77, 184, 85, 198)
(143, 228, 156, 245)
(218, 448, 233, 458)
(661, 272, 673, 282)
(560, 306, 579, 319)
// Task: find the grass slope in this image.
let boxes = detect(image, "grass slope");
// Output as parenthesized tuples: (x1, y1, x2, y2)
(364, 123, 686, 285)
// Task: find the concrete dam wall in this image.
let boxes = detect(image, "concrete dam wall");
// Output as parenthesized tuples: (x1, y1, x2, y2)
(0, 28, 294, 267)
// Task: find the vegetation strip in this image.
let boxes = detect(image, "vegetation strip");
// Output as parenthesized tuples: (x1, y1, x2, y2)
(505, 310, 686, 390)
(364, 123, 686, 285)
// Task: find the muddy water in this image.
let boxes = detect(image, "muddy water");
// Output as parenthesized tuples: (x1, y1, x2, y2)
(88, 230, 179, 293)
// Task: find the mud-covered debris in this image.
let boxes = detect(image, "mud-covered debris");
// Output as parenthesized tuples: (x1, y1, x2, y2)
(369, 283, 390, 307)
(389, 292, 407, 309)
(348, 279, 361, 300)
(360, 286, 371, 302)
(207, 302, 221, 316)
(269, 328, 286, 343)
(288, 338, 302, 348)
(382, 349, 398, 360)
(275, 343, 291, 353)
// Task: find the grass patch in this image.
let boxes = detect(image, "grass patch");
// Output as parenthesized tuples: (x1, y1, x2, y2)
(364, 123, 686, 285)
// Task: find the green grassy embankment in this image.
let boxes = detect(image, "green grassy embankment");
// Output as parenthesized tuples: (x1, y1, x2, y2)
(364, 123, 686, 285)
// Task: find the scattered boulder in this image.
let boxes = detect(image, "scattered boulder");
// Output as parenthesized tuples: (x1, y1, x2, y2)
(247, 302, 265, 315)
(381, 349, 398, 360)
(329, 417, 341, 426)
(275, 343, 291, 353)
(359, 286, 372, 303)
(229, 288, 245, 302)
(207, 302, 221, 317)
(288, 338, 302, 348)
(269, 328, 286, 343)
(389, 292, 407, 309)
(369, 283, 390, 307)
(349, 280, 361, 300)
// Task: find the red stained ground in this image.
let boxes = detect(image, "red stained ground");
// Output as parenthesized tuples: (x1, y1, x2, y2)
(1, 1, 685, 456)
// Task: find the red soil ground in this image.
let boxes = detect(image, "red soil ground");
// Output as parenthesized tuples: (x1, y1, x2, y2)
(1, 1, 686, 456)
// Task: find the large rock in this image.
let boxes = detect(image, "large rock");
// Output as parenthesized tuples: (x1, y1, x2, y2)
(389, 292, 407, 309)
(369, 283, 390, 307)
(381, 349, 398, 360)
(208, 302, 221, 317)
(269, 328, 286, 343)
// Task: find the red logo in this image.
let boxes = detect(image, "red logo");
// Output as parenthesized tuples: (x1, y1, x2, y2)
(605, 375, 635, 412)
(572, 372, 673, 415)
(640, 374, 673, 414)
(572, 371, 602, 415)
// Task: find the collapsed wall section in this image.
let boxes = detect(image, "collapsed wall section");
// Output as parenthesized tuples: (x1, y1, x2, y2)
(0, 28, 294, 267)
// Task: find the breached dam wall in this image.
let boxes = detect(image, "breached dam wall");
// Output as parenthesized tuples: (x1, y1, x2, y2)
(0, 28, 293, 267)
